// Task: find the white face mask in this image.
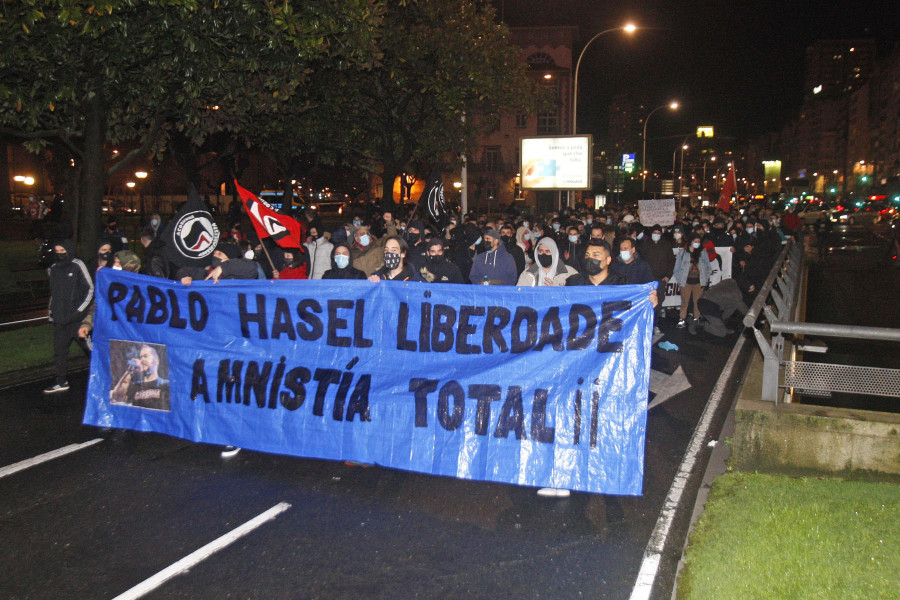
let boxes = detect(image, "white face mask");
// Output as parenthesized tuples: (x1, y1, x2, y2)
(746, 227, 755, 234)
(358, 234, 371, 247)
(692, 241, 702, 249)
(568, 235, 579, 243)
(334, 254, 350, 269)
(474, 237, 482, 246)
(112, 265, 123, 271)
(620, 250, 632, 262)
(651, 233, 661, 242)
(244, 250, 255, 260)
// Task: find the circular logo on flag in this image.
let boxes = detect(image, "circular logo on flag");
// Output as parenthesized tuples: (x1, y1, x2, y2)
(173, 211, 220, 259)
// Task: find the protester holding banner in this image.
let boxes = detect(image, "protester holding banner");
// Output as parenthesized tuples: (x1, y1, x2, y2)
(420, 238, 464, 284)
(517, 237, 577, 287)
(672, 233, 711, 327)
(177, 242, 261, 284)
(322, 242, 366, 280)
(367, 236, 425, 282)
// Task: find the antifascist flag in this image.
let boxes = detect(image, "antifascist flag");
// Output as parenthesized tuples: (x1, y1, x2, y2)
(162, 186, 220, 269)
(417, 169, 450, 230)
(234, 180, 305, 248)
(717, 164, 737, 212)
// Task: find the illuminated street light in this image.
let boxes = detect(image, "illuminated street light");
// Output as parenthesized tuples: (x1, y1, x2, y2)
(135, 171, 148, 179)
(570, 23, 637, 206)
(126, 182, 136, 189)
(642, 101, 679, 192)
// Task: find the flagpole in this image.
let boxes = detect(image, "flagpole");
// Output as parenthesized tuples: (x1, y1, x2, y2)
(257, 239, 278, 279)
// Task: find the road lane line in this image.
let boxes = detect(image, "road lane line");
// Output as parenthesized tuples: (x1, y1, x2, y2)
(111, 502, 292, 600)
(0, 438, 104, 479)
(629, 333, 749, 600)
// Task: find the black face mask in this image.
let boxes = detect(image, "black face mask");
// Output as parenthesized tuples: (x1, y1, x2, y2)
(210, 257, 223, 268)
(55, 252, 69, 263)
(500, 235, 513, 245)
(428, 254, 444, 265)
(537, 253, 553, 267)
(584, 257, 605, 275)
(405, 232, 420, 244)
(98, 252, 112, 263)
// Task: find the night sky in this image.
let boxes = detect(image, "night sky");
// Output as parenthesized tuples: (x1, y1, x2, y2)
(495, 0, 899, 145)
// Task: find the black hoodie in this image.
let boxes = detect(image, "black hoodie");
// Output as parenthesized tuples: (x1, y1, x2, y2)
(322, 242, 366, 280)
(49, 239, 94, 326)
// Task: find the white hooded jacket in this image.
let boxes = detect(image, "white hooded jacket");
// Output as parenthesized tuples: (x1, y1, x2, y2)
(516, 237, 577, 287)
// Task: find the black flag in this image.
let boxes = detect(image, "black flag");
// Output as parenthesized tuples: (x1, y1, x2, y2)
(162, 186, 221, 269)
(417, 169, 450, 230)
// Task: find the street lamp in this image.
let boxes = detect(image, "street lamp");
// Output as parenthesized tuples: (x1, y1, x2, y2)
(572, 23, 637, 136)
(569, 23, 637, 207)
(642, 101, 679, 192)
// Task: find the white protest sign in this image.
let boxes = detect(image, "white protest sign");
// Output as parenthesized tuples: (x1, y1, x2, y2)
(638, 198, 676, 227)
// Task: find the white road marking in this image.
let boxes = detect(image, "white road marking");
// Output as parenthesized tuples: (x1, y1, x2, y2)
(629, 334, 748, 600)
(111, 502, 292, 600)
(0, 438, 104, 479)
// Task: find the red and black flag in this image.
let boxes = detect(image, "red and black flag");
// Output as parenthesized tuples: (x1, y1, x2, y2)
(417, 169, 451, 230)
(234, 180, 306, 248)
(162, 186, 221, 268)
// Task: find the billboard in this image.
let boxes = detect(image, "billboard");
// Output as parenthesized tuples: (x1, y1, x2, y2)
(520, 136, 592, 190)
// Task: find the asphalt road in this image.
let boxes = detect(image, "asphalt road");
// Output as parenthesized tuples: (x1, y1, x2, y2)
(1, 308, 744, 600)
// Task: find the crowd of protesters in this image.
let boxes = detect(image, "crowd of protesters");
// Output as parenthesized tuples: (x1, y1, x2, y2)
(44, 199, 797, 398)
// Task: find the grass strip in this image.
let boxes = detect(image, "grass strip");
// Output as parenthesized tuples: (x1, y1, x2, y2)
(0, 324, 86, 373)
(678, 472, 900, 599)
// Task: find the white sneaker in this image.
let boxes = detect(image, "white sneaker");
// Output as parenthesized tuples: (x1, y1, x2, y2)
(537, 487, 571, 498)
(220, 446, 241, 458)
(43, 382, 70, 394)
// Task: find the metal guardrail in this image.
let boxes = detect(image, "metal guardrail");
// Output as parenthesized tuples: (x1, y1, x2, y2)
(744, 235, 900, 403)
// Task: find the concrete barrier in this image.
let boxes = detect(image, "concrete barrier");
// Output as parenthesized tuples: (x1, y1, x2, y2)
(733, 398, 900, 478)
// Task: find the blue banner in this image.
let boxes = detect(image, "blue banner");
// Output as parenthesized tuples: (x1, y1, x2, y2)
(84, 270, 654, 495)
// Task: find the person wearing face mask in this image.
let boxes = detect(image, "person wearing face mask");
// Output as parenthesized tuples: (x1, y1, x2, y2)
(420, 238, 464, 283)
(515, 224, 533, 266)
(87, 241, 114, 282)
(139, 227, 171, 279)
(350, 214, 398, 276)
(499, 223, 526, 276)
(611, 238, 656, 287)
(304, 225, 333, 279)
(78, 251, 141, 343)
(560, 224, 585, 274)
(176, 241, 261, 284)
(322, 242, 366, 280)
(368, 236, 424, 282)
(147, 213, 163, 239)
(403, 220, 429, 271)
(44, 239, 94, 394)
(672, 233, 712, 327)
(517, 236, 577, 287)
(99, 217, 129, 253)
(638, 224, 676, 298)
(468, 228, 518, 285)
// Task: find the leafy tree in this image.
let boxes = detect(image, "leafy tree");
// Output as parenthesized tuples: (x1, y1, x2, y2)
(344, 0, 546, 207)
(0, 0, 382, 253)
